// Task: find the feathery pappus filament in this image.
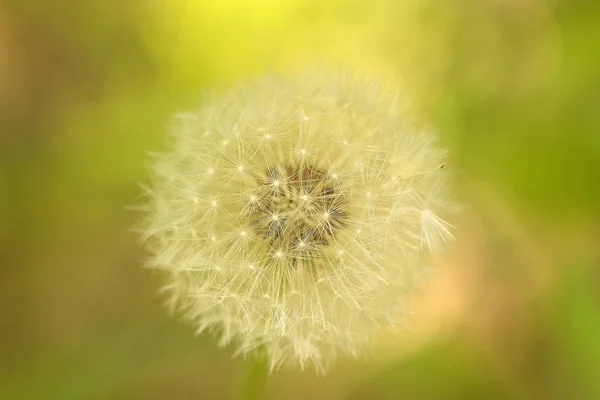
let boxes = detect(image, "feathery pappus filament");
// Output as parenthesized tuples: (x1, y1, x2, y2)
(140, 70, 455, 373)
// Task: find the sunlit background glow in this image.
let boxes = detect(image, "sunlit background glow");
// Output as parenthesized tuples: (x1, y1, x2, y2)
(2, 0, 599, 399)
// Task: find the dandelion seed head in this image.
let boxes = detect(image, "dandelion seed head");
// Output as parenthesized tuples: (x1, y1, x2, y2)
(140, 70, 455, 373)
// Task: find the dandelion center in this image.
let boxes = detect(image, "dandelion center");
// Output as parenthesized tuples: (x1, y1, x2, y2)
(246, 163, 347, 264)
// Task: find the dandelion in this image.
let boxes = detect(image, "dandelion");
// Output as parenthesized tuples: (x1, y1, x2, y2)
(140, 70, 454, 373)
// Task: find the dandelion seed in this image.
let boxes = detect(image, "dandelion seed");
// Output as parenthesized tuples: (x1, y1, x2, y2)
(140, 70, 455, 373)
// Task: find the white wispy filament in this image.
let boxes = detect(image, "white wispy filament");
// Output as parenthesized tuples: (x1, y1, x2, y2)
(140, 71, 454, 373)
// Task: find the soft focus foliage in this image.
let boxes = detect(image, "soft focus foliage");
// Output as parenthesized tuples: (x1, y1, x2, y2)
(2, 0, 600, 399)
(141, 71, 453, 372)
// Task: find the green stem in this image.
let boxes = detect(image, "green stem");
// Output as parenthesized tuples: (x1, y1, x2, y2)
(237, 358, 269, 400)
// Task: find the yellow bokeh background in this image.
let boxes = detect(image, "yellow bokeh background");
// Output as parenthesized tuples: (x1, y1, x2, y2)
(2, 1, 599, 399)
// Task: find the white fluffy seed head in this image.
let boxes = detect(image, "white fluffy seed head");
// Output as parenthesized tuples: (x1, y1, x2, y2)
(140, 70, 455, 373)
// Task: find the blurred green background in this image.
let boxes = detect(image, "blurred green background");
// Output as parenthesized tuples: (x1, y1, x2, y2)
(2, 0, 599, 399)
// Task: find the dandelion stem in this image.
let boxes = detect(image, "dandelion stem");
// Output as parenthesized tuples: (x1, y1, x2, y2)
(238, 358, 268, 400)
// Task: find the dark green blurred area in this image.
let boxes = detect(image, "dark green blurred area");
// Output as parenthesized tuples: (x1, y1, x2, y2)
(1, 1, 599, 399)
